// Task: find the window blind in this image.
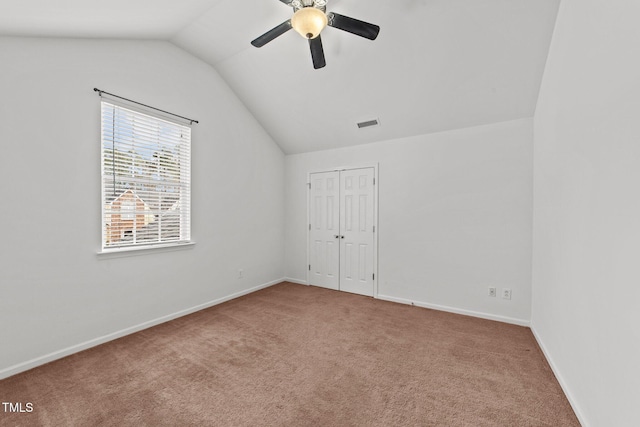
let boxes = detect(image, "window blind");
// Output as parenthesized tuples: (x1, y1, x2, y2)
(101, 101, 191, 250)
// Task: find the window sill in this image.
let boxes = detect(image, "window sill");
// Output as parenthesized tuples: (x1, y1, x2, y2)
(97, 242, 195, 259)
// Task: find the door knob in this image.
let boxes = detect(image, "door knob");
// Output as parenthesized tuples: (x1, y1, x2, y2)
(341, 236, 345, 239)
(335, 235, 339, 239)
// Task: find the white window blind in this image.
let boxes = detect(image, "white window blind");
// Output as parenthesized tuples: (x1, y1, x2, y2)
(101, 100, 191, 250)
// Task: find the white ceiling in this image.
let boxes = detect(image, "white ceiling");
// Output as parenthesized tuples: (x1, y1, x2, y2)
(1, 0, 560, 154)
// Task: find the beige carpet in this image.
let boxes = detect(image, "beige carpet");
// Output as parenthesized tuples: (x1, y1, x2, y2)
(0, 282, 579, 426)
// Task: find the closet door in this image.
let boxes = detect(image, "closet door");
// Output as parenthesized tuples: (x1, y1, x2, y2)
(309, 171, 340, 290)
(339, 168, 375, 296)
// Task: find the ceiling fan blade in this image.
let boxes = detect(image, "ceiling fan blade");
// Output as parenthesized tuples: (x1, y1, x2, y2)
(327, 12, 380, 40)
(279, 0, 295, 5)
(309, 36, 326, 69)
(251, 20, 292, 47)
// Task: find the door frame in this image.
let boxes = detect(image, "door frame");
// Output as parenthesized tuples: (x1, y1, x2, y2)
(306, 164, 379, 298)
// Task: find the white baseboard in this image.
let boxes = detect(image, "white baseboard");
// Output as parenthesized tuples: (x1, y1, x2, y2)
(0, 278, 285, 380)
(284, 277, 307, 285)
(530, 323, 588, 427)
(376, 294, 530, 327)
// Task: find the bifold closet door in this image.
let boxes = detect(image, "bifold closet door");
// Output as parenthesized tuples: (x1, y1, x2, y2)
(309, 168, 375, 296)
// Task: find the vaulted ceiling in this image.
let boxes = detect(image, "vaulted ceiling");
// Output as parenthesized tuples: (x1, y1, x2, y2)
(1, 0, 559, 154)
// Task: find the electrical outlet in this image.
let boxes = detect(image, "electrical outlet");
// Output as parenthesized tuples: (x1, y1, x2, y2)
(502, 288, 512, 300)
(238, 269, 243, 279)
(488, 287, 497, 297)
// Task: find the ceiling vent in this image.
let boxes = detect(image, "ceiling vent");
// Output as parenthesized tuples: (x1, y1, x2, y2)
(357, 119, 380, 129)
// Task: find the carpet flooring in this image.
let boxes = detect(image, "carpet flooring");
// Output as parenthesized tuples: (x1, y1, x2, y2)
(0, 282, 579, 426)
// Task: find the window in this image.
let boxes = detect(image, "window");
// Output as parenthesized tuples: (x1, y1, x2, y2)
(101, 101, 191, 250)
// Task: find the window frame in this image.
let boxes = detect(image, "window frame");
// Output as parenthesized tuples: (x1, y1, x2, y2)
(99, 98, 193, 254)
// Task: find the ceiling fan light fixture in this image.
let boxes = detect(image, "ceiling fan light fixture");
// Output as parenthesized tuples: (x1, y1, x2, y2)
(291, 7, 328, 39)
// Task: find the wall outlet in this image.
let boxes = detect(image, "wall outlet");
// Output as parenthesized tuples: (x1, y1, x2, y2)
(502, 288, 512, 300)
(488, 287, 497, 297)
(238, 269, 243, 279)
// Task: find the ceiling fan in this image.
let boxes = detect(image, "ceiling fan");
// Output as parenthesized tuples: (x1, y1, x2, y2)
(251, 0, 380, 69)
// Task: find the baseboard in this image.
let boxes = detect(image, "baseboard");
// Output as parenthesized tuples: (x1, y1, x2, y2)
(0, 278, 285, 381)
(376, 294, 530, 327)
(530, 323, 588, 427)
(284, 277, 307, 285)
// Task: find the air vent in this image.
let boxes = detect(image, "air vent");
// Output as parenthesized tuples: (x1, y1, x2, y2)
(357, 119, 380, 129)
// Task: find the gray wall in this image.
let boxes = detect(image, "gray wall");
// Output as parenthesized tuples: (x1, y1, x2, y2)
(0, 37, 285, 377)
(532, 0, 640, 425)
(285, 118, 533, 324)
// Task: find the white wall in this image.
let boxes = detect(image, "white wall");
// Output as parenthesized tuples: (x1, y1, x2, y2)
(285, 118, 533, 324)
(0, 37, 285, 377)
(532, 1, 640, 425)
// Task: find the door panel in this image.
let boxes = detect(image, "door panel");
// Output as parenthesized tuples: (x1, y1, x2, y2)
(339, 168, 375, 296)
(309, 171, 340, 290)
